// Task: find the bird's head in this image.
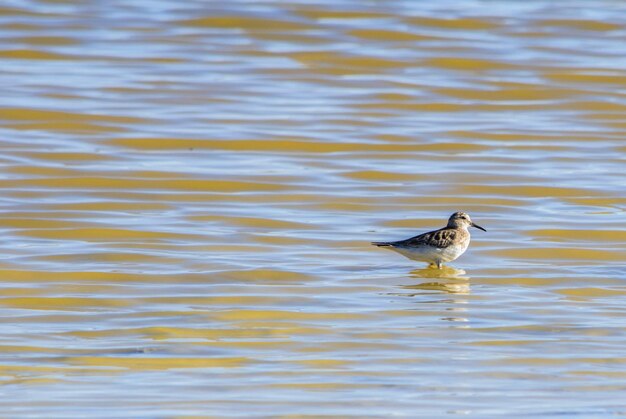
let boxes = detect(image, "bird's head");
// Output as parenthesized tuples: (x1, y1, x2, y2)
(447, 212, 486, 232)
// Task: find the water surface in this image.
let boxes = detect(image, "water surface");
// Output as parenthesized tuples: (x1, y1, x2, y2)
(0, 0, 625, 417)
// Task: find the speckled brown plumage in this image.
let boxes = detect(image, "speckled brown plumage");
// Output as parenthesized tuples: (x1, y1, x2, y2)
(372, 212, 486, 269)
(388, 227, 466, 249)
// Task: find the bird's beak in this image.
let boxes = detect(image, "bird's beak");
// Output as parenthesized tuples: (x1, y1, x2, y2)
(471, 222, 486, 232)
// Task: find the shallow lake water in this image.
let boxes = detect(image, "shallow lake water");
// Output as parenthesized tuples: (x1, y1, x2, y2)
(0, 0, 625, 417)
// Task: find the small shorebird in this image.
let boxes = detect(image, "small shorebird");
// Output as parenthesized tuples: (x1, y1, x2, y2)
(372, 212, 486, 269)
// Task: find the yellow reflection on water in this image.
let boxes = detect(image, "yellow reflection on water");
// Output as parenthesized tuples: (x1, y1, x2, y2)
(387, 266, 471, 296)
(403, 266, 471, 294)
(70, 356, 249, 370)
(409, 266, 469, 280)
(403, 281, 470, 295)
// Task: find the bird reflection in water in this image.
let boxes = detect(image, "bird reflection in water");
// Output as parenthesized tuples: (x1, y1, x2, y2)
(402, 266, 470, 295)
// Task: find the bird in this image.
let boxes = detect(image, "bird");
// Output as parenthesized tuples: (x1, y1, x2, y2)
(372, 212, 486, 269)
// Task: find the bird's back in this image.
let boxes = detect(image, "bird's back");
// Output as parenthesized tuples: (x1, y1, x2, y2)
(373, 226, 463, 249)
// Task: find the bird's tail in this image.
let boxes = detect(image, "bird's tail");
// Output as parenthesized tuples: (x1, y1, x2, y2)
(371, 241, 393, 247)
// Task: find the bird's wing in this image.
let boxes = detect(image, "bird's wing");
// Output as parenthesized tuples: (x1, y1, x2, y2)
(400, 228, 457, 249)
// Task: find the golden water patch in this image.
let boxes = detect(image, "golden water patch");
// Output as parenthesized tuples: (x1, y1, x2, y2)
(488, 247, 624, 262)
(0, 270, 231, 285)
(0, 210, 119, 220)
(44, 169, 189, 181)
(570, 371, 626, 378)
(67, 326, 282, 340)
(331, 118, 384, 128)
(10, 36, 78, 46)
(447, 130, 608, 144)
(311, 201, 397, 212)
(477, 275, 561, 287)
(110, 136, 488, 153)
(18, 227, 205, 242)
(423, 57, 515, 71)
(606, 122, 626, 130)
(179, 16, 313, 31)
(295, 8, 391, 20)
(401, 281, 470, 294)
(507, 144, 571, 152)
(448, 184, 603, 198)
(16, 152, 116, 162)
(220, 269, 317, 283)
(144, 57, 185, 64)
(212, 309, 366, 322)
(52, 283, 125, 295)
(300, 341, 406, 353)
(0, 296, 133, 310)
(3, 377, 63, 386)
(356, 102, 462, 112)
(142, 295, 294, 307)
(195, 341, 290, 350)
(0, 177, 288, 192)
(0, 218, 88, 229)
(294, 359, 352, 369)
(544, 71, 626, 86)
(0, 6, 67, 16)
(42, 93, 85, 100)
(0, 270, 153, 283)
(9, 166, 96, 177)
(189, 215, 314, 230)
(0, 108, 145, 124)
(562, 197, 626, 208)
(36, 251, 188, 265)
(251, 235, 319, 247)
(45, 201, 172, 211)
(67, 325, 326, 341)
(342, 170, 426, 182)
(374, 94, 414, 102)
(5, 120, 127, 133)
(561, 101, 626, 115)
(529, 229, 626, 242)
(0, 364, 110, 377)
(0, 288, 50, 299)
(405, 16, 500, 30)
(196, 244, 269, 253)
(535, 19, 621, 32)
(289, 51, 408, 72)
(0, 49, 73, 60)
(70, 356, 248, 370)
(347, 29, 434, 42)
(233, 32, 331, 45)
(434, 86, 575, 101)
(382, 218, 445, 229)
(556, 287, 626, 300)
(398, 195, 527, 207)
(358, 101, 544, 112)
(490, 357, 626, 366)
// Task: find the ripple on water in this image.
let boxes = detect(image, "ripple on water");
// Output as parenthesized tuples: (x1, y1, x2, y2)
(0, 0, 625, 417)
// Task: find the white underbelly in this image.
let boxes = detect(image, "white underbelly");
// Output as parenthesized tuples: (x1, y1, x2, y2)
(391, 242, 468, 263)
